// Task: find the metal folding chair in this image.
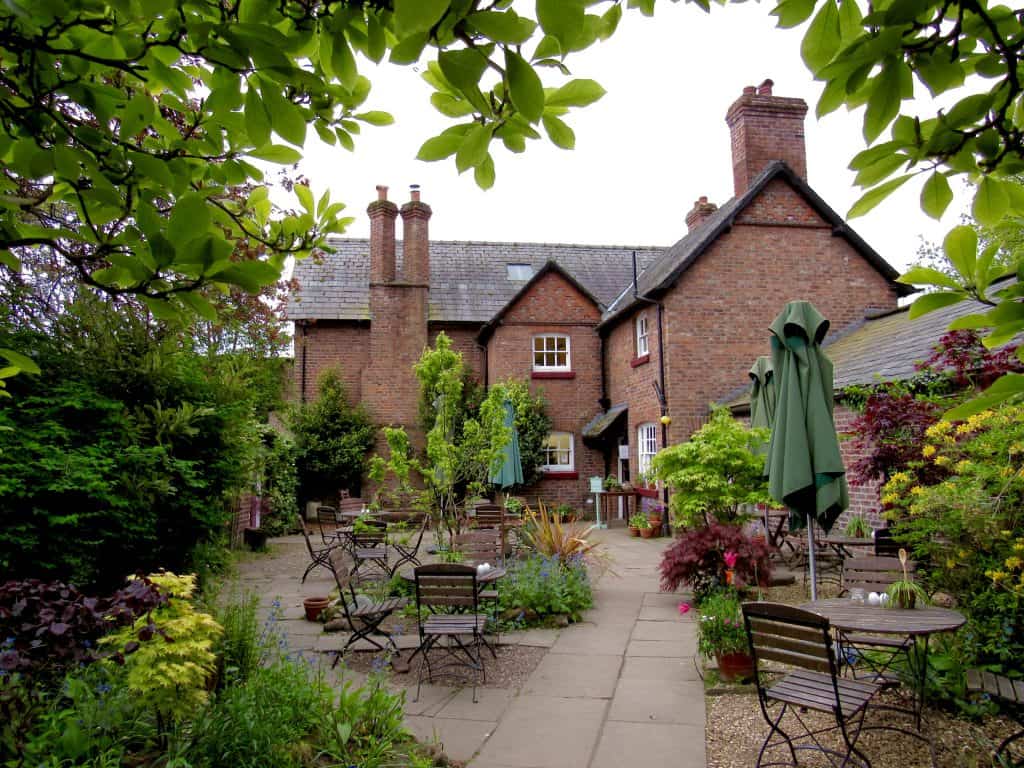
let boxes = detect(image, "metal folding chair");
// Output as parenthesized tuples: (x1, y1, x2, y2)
(742, 601, 882, 768)
(453, 529, 502, 655)
(297, 513, 333, 583)
(413, 564, 488, 702)
(326, 549, 406, 666)
(316, 505, 348, 549)
(351, 518, 389, 584)
(389, 514, 430, 576)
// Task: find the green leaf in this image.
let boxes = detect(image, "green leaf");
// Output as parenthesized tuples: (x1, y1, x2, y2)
(772, 0, 815, 28)
(546, 79, 606, 108)
(920, 171, 953, 219)
(168, 193, 210, 244)
(505, 51, 544, 123)
(944, 373, 1024, 419)
(943, 225, 978, 280)
(331, 33, 358, 90)
(468, 10, 536, 45)
(907, 290, 968, 319)
(140, 296, 182, 322)
(455, 123, 493, 173)
(430, 93, 475, 118)
(542, 114, 575, 149)
(801, 0, 841, 74)
(417, 133, 463, 162)
(178, 292, 218, 322)
(390, 31, 429, 64)
(260, 80, 306, 146)
(972, 176, 1010, 227)
(474, 153, 496, 190)
(863, 58, 906, 143)
(896, 266, 963, 290)
(853, 153, 908, 187)
(217, 260, 282, 293)
(847, 174, 911, 218)
(537, 0, 584, 50)
(394, 0, 449, 35)
(295, 184, 314, 213)
(0, 348, 40, 375)
(438, 49, 489, 94)
(355, 111, 394, 126)
(948, 312, 994, 330)
(533, 35, 562, 61)
(248, 144, 302, 164)
(244, 86, 272, 147)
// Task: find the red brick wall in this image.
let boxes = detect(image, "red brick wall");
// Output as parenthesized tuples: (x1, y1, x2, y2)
(486, 270, 604, 512)
(835, 403, 885, 531)
(726, 86, 808, 195)
(294, 321, 369, 404)
(659, 177, 899, 441)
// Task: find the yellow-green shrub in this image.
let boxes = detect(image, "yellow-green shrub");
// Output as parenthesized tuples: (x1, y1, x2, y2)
(101, 572, 222, 723)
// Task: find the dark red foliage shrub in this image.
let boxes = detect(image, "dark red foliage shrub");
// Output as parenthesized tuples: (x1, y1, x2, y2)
(848, 391, 942, 484)
(0, 577, 166, 684)
(918, 330, 1022, 390)
(659, 523, 771, 603)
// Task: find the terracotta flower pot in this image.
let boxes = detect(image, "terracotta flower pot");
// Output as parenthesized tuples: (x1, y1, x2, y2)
(628, 526, 641, 537)
(716, 651, 755, 682)
(640, 527, 656, 539)
(648, 515, 662, 531)
(303, 596, 330, 622)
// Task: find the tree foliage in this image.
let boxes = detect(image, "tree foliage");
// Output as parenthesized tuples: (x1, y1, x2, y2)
(290, 369, 375, 505)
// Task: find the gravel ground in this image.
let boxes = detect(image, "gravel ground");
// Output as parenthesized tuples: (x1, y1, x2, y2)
(338, 644, 547, 691)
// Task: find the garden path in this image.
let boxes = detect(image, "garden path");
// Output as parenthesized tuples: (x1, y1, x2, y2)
(233, 528, 705, 768)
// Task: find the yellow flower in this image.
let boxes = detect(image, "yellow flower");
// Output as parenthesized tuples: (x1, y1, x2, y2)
(988, 570, 1007, 582)
(946, 558, 957, 569)
(958, 549, 968, 559)
(955, 460, 972, 472)
(888, 471, 911, 485)
(922, 445, 937, 458)
(1014, 542, 1024, 552)
(934, 455, 951, 467)
(881, 493, 900, 506)
(910, 485, 925, 495)
(1005, 557, 1023, 571)
(926, 421, 952, 438)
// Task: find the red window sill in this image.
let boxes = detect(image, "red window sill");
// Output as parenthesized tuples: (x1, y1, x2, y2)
(636, 487, 659, 499)
(542, 471, 579, 480)
(630, 354, 650, 368)
(532, 371, 576, 380)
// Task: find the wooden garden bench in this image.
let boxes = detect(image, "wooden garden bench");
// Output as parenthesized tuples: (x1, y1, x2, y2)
(967, 669, 1024, 765)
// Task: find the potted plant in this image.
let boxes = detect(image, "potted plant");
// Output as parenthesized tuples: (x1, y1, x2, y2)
(697, 590, 753, 681)
(303, 595, 331, 621)
(647, 503, 665, 530)
(886, 548, 928, 609)
(555, 503, 577, 523)
(844, 514, 872, 538)
(604, 475, 622, 492)
(628, 513, 648, 537)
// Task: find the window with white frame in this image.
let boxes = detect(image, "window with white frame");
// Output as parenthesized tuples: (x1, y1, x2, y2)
(636, 312, 649, 357)
(533, 334, 570, 371)
(541, 432, 574, 471)
(637, 423, 658, 479)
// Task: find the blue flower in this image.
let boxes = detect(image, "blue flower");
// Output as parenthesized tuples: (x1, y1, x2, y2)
(371, 655, 386, 672)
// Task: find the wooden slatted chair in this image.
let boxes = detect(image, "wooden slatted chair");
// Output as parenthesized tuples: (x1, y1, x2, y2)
(413, 564, 488, 702)
(327, 549, 406, 666)
(967, 670, 1024, 766)
(742, 602, 882, 768)
(453, 529, 503, 654)
(351, 518, 389, 584)
(297, 513, 333, 583)
(873, 528, 900, 557)
(837, 556, 917, 685)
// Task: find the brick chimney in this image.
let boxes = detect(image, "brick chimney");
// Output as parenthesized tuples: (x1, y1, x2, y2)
(686, 196, 718, 232)
(400, 184, 432, 285)
(367, 184, 398, 283)
(725, 79, 808, 196)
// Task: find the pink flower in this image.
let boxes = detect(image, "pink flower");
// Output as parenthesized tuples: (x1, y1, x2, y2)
(678, 602, 691, 615)
(723, 550, 739, 569)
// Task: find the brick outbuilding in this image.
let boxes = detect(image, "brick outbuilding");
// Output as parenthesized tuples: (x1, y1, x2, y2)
(288, 80, 914, 520)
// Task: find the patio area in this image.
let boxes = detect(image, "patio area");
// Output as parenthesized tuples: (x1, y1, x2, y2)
(234, 527, 706, 767)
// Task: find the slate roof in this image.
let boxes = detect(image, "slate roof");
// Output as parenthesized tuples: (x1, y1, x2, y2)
(288, 239, 665, 322)
(722, 278, 1018, 409)
(582, 403, 629, 441)
(599, 161, 914, 328)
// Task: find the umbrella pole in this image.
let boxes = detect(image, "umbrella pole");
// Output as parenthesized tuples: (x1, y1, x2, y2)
(807, 522, 818, 601)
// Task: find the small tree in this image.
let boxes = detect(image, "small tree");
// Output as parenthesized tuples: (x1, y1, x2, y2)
(653, 407, 771, 529)
(480, 379, 551, 490)
(291, 370, 374, 506)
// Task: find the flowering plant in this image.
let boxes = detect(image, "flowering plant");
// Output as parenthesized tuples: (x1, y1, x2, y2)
(696, 590, 748, 659)
(659, 522, 771, 604)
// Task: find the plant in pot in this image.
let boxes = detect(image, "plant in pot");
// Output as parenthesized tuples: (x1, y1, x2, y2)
(628, 513, 649, 537)
(554, 503, 577, 524)
(303, 595, 331, 622)
(604, 475, 622, 492)
(697, 589, 753, 682)
(844, 514, 872, 538)
(886, 548, 928, 609)
(647, 503, 665, 531)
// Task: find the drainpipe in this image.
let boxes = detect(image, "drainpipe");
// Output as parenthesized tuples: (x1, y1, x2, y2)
(632, 252, 671, 537)
(299, 321, 308, 404)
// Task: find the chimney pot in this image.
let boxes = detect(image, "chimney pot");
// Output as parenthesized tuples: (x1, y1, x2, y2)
(725, 80, 808, 195)
(686, 195, 718, 232)
(698, 195, 708, 204)
(410, 183, 420, 202)
(757, 78, 774, 96)
(743, 85, 756, 95)
(376, 184, 388, 201)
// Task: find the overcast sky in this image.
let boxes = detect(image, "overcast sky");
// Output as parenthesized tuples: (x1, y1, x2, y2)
(295, 1, 968, 275)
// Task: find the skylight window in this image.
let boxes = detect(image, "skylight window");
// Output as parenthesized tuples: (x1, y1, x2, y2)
(506, 263, 533, 281)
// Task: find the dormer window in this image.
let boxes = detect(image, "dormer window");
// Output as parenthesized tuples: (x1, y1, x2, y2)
(636, 312, 649, 357)
(506, 263, 533, 281)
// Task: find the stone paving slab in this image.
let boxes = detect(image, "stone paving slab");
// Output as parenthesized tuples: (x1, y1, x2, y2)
(625, 638, 693, 658)
(631, 619, 696, 642)
(473, 695, 607, 768)
(549, 622, 633, 655)
(390, 683, 458, 716)
(607, 678, 706, 725)
(506, 628, 560, 648)
(436, 687, 514, 722)
(643, 591, 684, 608)
(589, 721, 706, 768)
(406, 715, 496, 763)
(523, 652, 622, 699)
(638, 603, 685, 621)
(620, 655, 702, 683)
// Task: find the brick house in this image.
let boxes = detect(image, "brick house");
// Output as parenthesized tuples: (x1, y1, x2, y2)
(288, 79, 913, 520)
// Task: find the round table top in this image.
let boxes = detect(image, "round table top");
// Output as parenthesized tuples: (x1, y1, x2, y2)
(823, 536, 875, 547)
(398, 566, 506, 583)
(798, 598, 965, 636)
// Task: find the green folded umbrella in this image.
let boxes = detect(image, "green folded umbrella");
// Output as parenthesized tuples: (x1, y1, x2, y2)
(748, 355, 775, 454)
(489, 399, 524, 488)
(764, 301, 848, 599)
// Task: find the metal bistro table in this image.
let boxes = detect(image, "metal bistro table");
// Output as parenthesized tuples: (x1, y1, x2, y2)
(822, 535, 875, 559)
(800, 598, 965, 731)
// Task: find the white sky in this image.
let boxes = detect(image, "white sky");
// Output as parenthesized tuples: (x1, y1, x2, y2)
(295, 1, 970, 275)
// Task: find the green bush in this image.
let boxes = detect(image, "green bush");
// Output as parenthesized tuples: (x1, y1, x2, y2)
(262, 430, 299, 536)
(498, 554, 593, 623)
